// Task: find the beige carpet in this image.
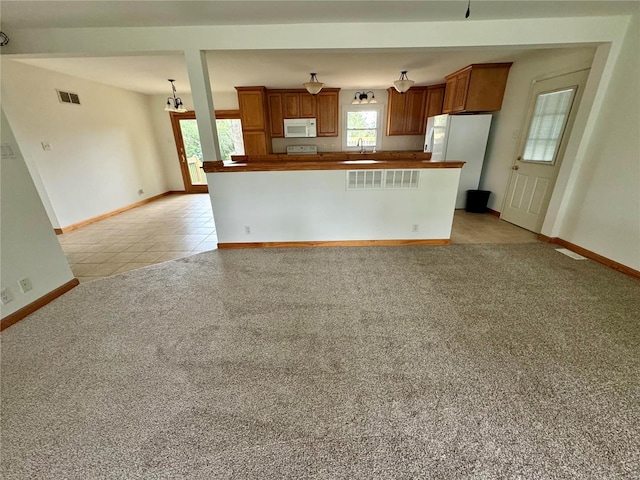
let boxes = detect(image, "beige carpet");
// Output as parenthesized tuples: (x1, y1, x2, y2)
(1, 243, 639, 478)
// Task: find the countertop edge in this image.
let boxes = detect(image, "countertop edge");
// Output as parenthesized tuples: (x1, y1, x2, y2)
(203, 160, 465, 173)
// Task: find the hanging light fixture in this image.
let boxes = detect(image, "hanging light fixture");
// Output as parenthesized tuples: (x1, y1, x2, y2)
(164, 79, 187, 112)
(393, 71, 415, 94)
(351, 91, 377, 105)
(303, 73, 324, 95)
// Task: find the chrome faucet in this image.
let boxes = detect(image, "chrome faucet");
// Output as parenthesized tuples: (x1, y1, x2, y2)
(357, 138, 365, 154)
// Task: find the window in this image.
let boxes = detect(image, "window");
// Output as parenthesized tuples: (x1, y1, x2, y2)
(522, 87, 577, 164)
(214, 110, 245, 162)
(342, 104, 384, 151)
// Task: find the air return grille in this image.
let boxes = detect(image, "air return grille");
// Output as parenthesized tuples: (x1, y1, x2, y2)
(346, 170, 420, 190)
(57, 90, 81, 105)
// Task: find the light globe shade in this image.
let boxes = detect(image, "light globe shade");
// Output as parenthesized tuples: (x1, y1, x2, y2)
(303, 73, 324, 95)
(368, 96, 378, 104)
(393, 71, 415, 93)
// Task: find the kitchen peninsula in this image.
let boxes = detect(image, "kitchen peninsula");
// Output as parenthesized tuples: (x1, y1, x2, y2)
(203, 152, 464, 248)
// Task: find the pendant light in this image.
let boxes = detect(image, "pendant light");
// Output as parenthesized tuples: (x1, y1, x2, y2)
(393, 71, 415, 94)
(303, 73, 324, 95)
(164, 79, 187, 112)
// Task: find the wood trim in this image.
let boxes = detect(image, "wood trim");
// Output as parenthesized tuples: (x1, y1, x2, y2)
(204, 159, 464, 173)
(537, 235, 640, 281)
(214, 109, 241, 119)
(536, 234, 556, 243)
(1, 278, 80, 332)
(218, 239, 451, 249)
(54, 191, 181, 234)
(487, 208, 501, 218)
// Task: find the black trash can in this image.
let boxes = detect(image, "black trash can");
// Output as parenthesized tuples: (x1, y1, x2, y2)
(465, 190, 491, 213)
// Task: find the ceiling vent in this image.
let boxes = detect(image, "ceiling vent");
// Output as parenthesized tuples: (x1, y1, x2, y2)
(57, 90, 81, 105)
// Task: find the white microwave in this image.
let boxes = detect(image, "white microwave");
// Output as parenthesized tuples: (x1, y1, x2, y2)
(284, 118, 317, 138)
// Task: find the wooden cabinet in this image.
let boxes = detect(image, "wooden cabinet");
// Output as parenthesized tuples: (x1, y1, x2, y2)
(316, 90, 339, 137)
(265, 88, 340, 138)
(236, 86, 272, 154)
(442, 63, 512, 114)
(267, 92, 284, 137)
(386, 84, 445, 136)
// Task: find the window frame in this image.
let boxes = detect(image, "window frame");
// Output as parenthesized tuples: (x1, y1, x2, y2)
(341, 104, 385, 151)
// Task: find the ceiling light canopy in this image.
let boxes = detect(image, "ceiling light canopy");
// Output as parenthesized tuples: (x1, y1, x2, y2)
(303, 73, 324, 95)
(351, 91, 377, 105)
(164, 79, 187, 112)
(393, 71, 415, 94)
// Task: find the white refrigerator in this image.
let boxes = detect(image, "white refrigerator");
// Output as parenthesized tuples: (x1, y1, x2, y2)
(424, 114, 492, 209)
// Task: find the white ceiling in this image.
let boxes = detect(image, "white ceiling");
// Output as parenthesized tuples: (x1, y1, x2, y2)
(3, 1, 633, 96)
(16, 48, 561, 95)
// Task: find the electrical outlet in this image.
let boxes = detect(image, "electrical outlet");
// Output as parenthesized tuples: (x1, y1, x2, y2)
(244, 226, 251, 235)
(138, 189, 144, 195)
(412, 224, 419, 232)
(41, 141, 52, 151)
(18, 277, 33, 293)
(1, 287, 14, 305)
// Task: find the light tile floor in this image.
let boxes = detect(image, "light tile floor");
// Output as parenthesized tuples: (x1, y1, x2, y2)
(58, 194, 538, 283)
(58, 194, 217, 283)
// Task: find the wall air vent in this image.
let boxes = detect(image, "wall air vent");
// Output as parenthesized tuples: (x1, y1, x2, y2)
(56, 90, 81, 105)
(385, 170, 420, 189)
(347, 170, 383, 190)
(347, 169, 420, 190)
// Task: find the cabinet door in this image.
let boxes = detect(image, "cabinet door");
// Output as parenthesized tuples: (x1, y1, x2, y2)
(267, 93, 284, 137)
(316, 91, 338, 137)
(425, 84, 445, 118)
(452, 71, 471, 112)
(442, 78, 456, 114)
(283, 93, 300, 118)
(242, 130, 270, 155)
(404, 89, 427, 135)
(238, 90, 267, 130)
(299, 93, 317, 117)
(386, 88, 407, 136)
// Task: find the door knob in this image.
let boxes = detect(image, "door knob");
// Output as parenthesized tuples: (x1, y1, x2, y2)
(517, 155, 522, 160)
(512, 165, 520, 170)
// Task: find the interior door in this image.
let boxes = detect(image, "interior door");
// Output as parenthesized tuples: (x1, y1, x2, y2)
(501, 69, 589, 233)
(169, 111, 208, 193)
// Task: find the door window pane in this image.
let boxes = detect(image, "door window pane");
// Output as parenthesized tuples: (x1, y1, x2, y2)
(179, 119, 206, 185)
(216, 118, 245, 161)
(523, 87, 576, 163)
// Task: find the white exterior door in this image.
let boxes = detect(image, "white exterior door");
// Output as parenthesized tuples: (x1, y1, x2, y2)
(501, 70, 589, 233)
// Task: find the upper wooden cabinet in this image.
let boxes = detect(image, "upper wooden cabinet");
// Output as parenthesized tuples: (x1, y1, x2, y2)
(267, 92, 284, 137)
(236, 86, 272, 154)
(316, 90, 339, 137)
(265, 88, 340, 137)
(442, 63, 512, 114)
(386, 84, 446, 136)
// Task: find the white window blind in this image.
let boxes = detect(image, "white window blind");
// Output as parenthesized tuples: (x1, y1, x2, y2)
(523, 87, 576, 163)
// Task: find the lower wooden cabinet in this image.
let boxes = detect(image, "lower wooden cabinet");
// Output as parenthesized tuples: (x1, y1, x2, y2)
(241, 131, 271, 155)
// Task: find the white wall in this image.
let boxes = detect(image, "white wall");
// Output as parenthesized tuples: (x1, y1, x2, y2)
(1, 59, 168, 229)
(480, 47, 597, 211)
(208, 168, 460, 243)
(556, 13, 640, 270)
(1, 110, 75, 318)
